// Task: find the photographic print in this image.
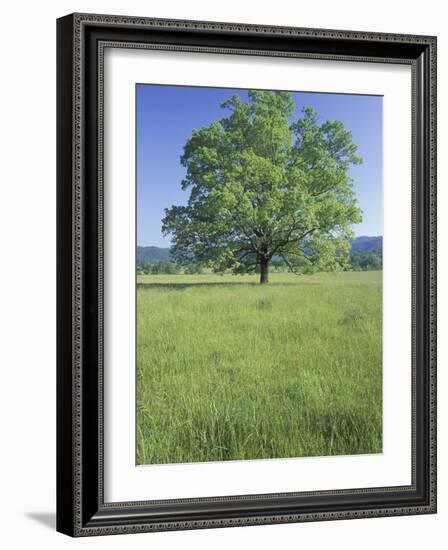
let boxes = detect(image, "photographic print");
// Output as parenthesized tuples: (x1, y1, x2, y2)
(136, 84, 383, 466)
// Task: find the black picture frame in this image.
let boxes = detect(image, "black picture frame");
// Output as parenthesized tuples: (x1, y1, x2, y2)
(57, 13, 437, 537)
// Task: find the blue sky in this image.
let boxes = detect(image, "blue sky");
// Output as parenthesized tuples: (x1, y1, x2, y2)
(137, 84, 382, 247)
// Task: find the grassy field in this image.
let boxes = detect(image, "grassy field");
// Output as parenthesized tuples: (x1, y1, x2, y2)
(136, 271, 382, 465)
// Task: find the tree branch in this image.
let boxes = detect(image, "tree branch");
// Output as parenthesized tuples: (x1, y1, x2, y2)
(271, 227, 318, 257)
(279, 253, 303, 275)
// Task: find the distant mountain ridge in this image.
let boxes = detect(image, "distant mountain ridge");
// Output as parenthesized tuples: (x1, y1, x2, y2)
(351, 236, 382, 253)
(137, 236, 382, 263)
(137, 246, 172, 262)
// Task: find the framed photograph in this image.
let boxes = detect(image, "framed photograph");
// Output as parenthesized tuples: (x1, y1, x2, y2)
(56, 13, 437, 537)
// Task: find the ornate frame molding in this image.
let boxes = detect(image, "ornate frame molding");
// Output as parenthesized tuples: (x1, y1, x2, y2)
(57, 13, 437, 537)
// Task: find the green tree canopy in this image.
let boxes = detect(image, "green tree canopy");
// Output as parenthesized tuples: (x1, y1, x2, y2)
(162, 91, 362, 283)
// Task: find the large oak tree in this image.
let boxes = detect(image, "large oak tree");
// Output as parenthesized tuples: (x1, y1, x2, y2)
(162, 91, 362, 283)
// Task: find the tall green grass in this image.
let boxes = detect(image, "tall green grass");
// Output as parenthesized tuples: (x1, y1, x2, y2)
(136, 271, 382, 464)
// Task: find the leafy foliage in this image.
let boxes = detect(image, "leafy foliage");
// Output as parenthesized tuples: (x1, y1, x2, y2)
(162, 91, 363, 282)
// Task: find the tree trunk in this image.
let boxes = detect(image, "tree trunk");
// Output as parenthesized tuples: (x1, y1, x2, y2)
(260, 257, 269, 284)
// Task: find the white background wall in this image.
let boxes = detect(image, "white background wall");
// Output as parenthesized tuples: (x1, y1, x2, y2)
(0, 1, 445, 548)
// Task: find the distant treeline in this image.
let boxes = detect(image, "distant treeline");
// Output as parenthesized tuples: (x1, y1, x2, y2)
(349, 250, 382, 271)
(137, 250, 382, 275)
(137, 261, 204, 275)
